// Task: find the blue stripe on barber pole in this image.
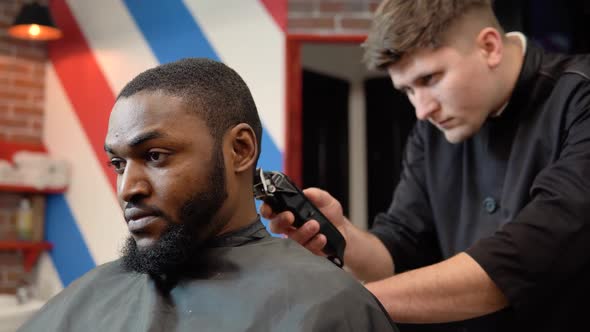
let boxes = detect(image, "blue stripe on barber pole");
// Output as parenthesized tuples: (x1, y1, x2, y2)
(44, 194, 96, 285)
(122, 0, 217, 64)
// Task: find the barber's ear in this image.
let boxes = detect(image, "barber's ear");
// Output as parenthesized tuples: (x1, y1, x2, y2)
(227, 123, 257, 174)
(476, 27, 503, 68)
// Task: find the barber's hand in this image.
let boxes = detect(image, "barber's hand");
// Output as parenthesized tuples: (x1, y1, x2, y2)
(260, 188, 349, 256)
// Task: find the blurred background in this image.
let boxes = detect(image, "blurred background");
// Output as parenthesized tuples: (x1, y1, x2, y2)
(0, 0, 589, 330)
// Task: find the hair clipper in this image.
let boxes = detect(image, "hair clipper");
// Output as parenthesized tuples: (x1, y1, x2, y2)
(254, 168, 346, 268)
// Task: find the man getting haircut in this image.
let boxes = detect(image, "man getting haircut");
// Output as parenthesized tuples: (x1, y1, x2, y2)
(19, 58, 397, 332)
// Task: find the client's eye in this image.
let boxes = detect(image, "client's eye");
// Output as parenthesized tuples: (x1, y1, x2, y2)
(107, 159, 126, 174)
(147, 152, 161, 161)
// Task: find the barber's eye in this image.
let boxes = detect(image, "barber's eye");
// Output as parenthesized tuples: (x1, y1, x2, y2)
(421, 73, 439, 86)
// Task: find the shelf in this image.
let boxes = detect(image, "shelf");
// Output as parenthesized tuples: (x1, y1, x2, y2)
(0, 141, 61, 273)
(0, 185, 67, 194)
(0, 140, 46, 160)
(0, 241, 53, 272)
(0, 140, 68, 194)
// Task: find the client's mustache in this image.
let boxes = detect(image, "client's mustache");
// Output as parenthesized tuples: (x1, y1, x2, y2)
(123, 202, 168, 223)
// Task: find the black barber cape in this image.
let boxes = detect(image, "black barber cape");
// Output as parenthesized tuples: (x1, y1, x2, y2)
(19, 221, 397, 332)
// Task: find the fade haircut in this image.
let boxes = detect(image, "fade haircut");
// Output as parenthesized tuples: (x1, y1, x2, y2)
(362, 0, 501, 70)
(118, 58, 262, 163)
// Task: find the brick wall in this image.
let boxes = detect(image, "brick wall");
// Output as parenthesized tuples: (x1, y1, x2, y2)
(0, 0, 48, 294)
(0, 192, 27, 293)
(0, 0, 47, 144)
(288, 0, 379, 34)
(0, 251, 25, 293)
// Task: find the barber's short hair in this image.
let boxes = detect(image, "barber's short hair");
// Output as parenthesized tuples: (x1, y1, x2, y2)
(118, 58, 262, 161)
(362, 0, 496, 70)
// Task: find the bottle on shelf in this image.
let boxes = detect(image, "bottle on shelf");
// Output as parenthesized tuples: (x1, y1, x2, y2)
(16, 198, 33, 241)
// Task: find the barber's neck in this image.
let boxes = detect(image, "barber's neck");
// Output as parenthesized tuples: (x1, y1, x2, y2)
(491, 34, 526, 117)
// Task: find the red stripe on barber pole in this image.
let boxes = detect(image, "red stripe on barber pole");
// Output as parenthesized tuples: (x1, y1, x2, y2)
(48, 0, 117, 193)
(260, 0, 287, 31)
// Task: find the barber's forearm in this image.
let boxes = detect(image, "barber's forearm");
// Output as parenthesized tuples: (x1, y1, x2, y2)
(365, 252, 509, 323)
(343, 224, 395, 282)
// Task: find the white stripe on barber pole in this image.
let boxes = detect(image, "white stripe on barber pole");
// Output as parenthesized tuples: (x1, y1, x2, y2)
(183, 0, 285, 151)
(44, 64, 127, 265)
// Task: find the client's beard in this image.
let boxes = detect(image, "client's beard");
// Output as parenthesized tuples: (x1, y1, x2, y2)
(120, 147, 228, 277)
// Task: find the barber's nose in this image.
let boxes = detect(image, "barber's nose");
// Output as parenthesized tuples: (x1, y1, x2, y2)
(412, 90, 438, 121)
(118, 162, 151, 203)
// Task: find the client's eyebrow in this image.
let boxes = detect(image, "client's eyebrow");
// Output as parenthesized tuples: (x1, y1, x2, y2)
(104, 130, 167, 154)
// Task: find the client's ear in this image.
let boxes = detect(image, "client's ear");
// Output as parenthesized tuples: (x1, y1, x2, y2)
(227, 123, 257, 174)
